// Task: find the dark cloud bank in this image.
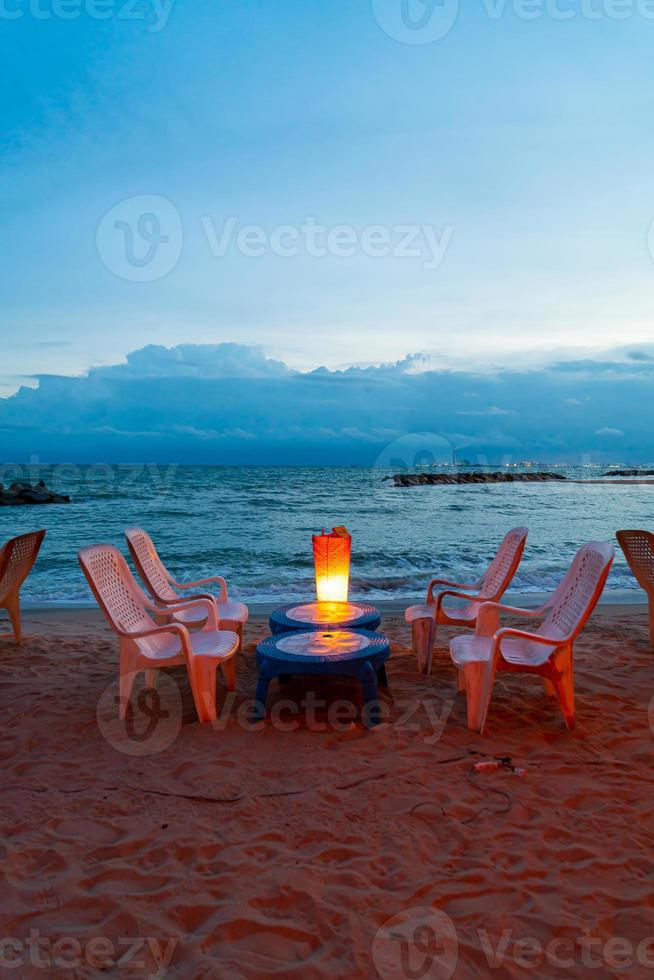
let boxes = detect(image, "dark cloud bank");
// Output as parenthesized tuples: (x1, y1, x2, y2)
(0, 343, 652, 464)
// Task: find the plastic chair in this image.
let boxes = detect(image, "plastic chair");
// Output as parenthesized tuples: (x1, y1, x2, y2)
(125, 528, 248, 648)
(78, 544, 239, 724)
(616, 530, 654, 646)
(0, 530, 46, 644)
(405, 527, 528, 674)
(450, 541, 614, 733)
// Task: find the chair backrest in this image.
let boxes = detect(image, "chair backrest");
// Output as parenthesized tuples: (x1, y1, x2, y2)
(78, 544, 155, 637)
(125, 528, 178, 603)
(478, 527, 529, 600)
(616, 530, 654, 594)
(539, 541, 614, 643)
(0, 530, 46, 603)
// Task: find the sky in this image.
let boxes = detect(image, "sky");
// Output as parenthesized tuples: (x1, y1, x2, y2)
(1, 0, 654, 459)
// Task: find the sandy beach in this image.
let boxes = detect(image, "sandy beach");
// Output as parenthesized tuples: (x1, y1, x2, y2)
(1, 604, 653, 978)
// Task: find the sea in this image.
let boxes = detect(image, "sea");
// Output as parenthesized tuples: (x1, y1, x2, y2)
(1, 463, 652, 607)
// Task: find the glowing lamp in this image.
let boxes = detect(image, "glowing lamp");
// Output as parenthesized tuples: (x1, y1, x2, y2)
(312, 526, 351, 603)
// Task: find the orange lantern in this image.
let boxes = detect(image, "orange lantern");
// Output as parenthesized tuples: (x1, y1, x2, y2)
(312, 526, 351, 603)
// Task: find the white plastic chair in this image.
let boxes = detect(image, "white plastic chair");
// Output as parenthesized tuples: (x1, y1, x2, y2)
(125, 528, 248, 648)
(450, 541, 614, 733)
(0, 530, 46, 644)
(405, 527, 528, 674)
(616, 530, 654, 646)
(79, 544, 239, 724)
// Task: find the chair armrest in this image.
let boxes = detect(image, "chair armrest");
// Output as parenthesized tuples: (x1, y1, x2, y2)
(474, 600, 546, 637)
(434, 589, 482, 615)
(479, 601, 546, 618)
(118, 622, 191, 653)
(495, 627, 560, 647)
(157, 592, 216, 607)
(155, 596, 218, 630)
(172, 575, 228, 601)
(427, 578, 479, 603)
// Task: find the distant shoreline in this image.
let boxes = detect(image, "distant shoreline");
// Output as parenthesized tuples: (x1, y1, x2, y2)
(387, 470, 654, 488)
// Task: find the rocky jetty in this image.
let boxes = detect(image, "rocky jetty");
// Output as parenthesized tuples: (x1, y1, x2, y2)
(385, 471, 567, 488)
(602, 469, 654, 478)
(0, 480, 71, 506)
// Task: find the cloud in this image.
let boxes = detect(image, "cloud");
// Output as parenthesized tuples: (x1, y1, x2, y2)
(595, 427, 624, 437)
(0, 342, 651, 463)
(88, 343, 291, 380)
(456, 406, 517, 417)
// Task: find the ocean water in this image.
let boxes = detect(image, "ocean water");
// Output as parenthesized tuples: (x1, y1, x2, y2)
(1, 464, 652, 606)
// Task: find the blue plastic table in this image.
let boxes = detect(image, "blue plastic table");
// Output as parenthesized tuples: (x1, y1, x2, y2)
(255, 629, 391, 727)
(269, 601, 381, 636)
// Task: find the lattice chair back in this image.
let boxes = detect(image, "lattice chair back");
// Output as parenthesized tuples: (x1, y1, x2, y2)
(125, 528, 178, 603)
(539, 542, 614, 643)
(478, 527, 529, 600)
(0, 530, 46, 603)
(78, 544, 155, 637)
(616, 530, 654, 594)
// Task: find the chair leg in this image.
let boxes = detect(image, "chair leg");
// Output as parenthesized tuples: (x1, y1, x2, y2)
(648, 597, 654, 648)
(221, 657, 236, 692)
(144, 669, 158, 690)
(464, 655, 497, 735)
(118, 669, 138, 721)
(457, 668, 466, 693)
(550, 648, 575, 730)
(463, 661, 494, 732)
(542, 678, 556, 697)
(187, 659, 218, 724)
(5, 593, 22, 645)
(412, 617, 435, 675)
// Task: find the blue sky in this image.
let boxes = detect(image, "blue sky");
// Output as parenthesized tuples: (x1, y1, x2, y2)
(1, 0, 654, 457)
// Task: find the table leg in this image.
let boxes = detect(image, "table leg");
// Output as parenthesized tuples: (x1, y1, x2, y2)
(253, 670, 272, 721)
(361, 661, 381, 728)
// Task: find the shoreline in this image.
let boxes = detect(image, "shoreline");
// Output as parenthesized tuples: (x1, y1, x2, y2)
(3, 595, 647, 640)
(17, 589, 649, 614)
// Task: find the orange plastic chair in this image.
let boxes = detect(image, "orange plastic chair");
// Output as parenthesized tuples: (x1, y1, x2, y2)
(0, 530, 46, 644)
(125, 528, 248, 649)
(79, 544, 239, 724)
(450, 541, 614, 733)
(405, 527, 528, 674)
(616, 530, 654, 646)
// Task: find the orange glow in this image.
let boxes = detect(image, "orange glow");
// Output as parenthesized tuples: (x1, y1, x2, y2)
(312, 528, 351, 604)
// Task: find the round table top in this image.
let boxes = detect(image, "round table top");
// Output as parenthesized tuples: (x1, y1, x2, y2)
(257, 629, 389, 665)
(269, 601, 381, 635)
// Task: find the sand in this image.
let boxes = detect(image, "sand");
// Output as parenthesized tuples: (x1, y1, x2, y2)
(1, 605, 654, 979)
